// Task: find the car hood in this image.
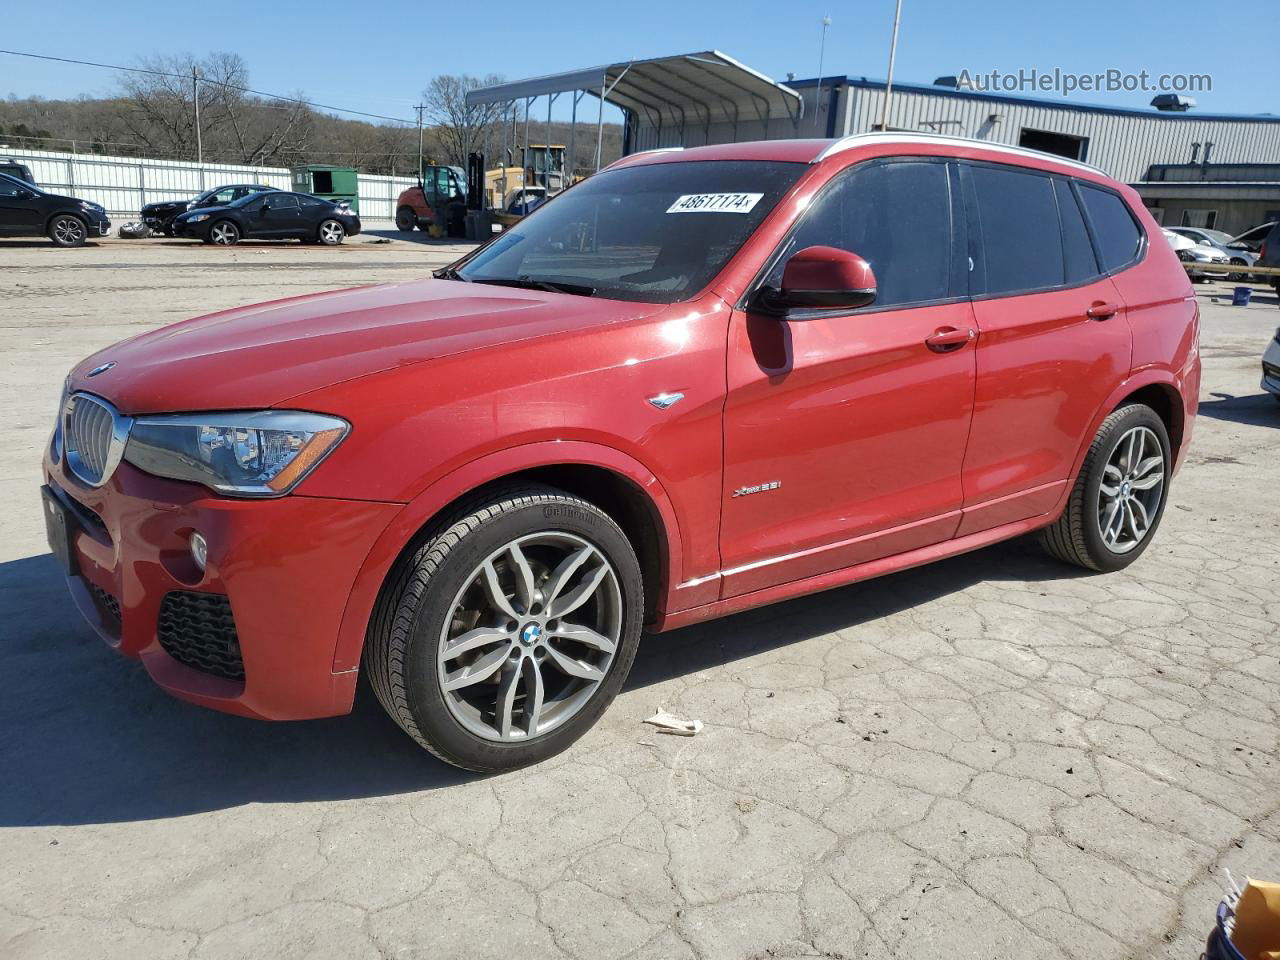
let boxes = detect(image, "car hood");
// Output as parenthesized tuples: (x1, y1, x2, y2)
(69, 279, 665, 414)
(144, 200, 188, 212)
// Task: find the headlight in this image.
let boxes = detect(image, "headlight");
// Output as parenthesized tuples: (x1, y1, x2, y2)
(187, 213, 211, 223)
(123, 411, 348, 497)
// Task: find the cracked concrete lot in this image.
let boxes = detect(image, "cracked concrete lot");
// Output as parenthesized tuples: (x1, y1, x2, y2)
(2, 233, 1279, 960)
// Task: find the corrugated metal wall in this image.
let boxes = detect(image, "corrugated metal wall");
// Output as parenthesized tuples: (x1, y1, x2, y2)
(828, 86, 1280, 182)
(5, 148, 418, 221)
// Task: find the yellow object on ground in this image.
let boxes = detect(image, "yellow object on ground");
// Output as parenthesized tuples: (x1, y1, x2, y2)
(1233, 881, 1280, 960)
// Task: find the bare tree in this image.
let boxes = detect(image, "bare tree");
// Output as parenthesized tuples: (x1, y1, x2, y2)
(421, 74, 508, 169)
(118, 52, 312, 165)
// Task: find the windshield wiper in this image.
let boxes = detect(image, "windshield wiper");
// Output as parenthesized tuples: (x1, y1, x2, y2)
(433, 265, 470, 282)
(469, 276, 596, 297)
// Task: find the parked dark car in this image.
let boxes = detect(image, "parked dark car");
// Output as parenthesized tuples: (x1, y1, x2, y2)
(0, 157, 36, 184)
(141, 184, 276, 236)
(0, 172, 110, 246)
(172, 191, 361, 245)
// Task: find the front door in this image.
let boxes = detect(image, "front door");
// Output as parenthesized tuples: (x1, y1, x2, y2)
(720, 158, 977, 598)
(0, 177, 42, 234)
(256, 193, 302, 237)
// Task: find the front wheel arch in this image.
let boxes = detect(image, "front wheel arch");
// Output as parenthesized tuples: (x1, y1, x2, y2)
(331, 445, 685, 675)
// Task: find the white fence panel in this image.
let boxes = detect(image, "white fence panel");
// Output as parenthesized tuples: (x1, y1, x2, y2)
(4, 147, 413, 221)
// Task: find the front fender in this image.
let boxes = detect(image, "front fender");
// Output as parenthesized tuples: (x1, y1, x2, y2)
(329, 440, 687, 672)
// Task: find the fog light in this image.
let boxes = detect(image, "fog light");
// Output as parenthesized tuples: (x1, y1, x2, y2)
(189, 532, 208, 571)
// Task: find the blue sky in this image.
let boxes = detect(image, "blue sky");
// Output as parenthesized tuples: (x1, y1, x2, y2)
(2, 0, 1269, 125)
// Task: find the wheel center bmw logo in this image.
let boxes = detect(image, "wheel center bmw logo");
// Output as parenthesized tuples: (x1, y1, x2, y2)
(520, 623, 542, 646)
(1120, 481, 1131, 497)
(87, 361, 116, 377)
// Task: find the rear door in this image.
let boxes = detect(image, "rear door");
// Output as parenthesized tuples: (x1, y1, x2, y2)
(720, 158, 978, 597)
(957, 164, 1134, 535)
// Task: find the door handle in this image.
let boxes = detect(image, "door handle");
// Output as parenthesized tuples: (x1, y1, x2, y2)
(1087, 301, 1120, 320)
(925, 327, 976, 352)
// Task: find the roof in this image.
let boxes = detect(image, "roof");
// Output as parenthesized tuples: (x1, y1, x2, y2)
(608, 133, 1110, 178)
(465, 51, 804, 130)
(791, 75, 1280, 124)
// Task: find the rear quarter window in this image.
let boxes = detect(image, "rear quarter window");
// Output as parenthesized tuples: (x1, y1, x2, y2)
(1078, 184, 1144, 272)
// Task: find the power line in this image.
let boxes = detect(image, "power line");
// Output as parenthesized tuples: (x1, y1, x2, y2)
(0, 48, 417, 125)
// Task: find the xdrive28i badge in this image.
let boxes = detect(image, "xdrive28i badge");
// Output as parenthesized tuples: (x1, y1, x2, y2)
(87, 361, 116, 377)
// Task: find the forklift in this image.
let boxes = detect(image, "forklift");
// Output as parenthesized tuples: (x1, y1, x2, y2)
(394, 164, 469, 237)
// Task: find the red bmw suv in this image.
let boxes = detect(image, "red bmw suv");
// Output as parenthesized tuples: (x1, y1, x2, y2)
(42, 134, 1199, 771)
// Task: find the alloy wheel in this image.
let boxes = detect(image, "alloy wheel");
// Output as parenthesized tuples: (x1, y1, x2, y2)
(319, 220, 344, 244)
(53, 217, 85, 245)
(210, 222, 238, 245)
(436, 532, 623, 742)
(1097, 425, 1165, 554)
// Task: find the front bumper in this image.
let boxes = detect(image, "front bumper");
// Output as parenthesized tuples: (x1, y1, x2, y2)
(42, 453, 400, 720)
(1263, 337, 1280, 397)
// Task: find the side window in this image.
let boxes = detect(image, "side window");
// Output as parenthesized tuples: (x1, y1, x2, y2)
(0, 176, 25, 197)
(212, 188, 236, 204)
(1078, 184, 1144, 272)
(1055, 179, 1099, 284)
(271, 194, 300, 210)
(970, 165, 1064, 294)
(768, 160, 954, 308)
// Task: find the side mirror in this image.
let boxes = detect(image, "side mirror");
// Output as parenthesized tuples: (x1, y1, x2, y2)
(759, 245, 877, 313)
(16, 188, 35, 200)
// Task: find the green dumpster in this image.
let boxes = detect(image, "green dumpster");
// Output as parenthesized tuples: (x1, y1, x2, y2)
(290, 164, 359, 212)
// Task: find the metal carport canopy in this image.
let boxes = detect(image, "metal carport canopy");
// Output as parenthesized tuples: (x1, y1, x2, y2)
(464, 50, 804, 146)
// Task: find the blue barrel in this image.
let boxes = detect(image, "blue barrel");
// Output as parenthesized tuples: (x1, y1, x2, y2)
(1232, 286, 1253, 306)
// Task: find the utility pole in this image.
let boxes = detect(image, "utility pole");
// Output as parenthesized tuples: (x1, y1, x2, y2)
(192, 65, 203, 164)
(880, 0, 903, 131)
(815, 15, 831, 133)
(414, 103, 426, 185)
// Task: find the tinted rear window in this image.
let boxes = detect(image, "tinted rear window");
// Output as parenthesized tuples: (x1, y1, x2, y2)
(1078, 184, 1143, 272)
(971, 165, 1064, 294)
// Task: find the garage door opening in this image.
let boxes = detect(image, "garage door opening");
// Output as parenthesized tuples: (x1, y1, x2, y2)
(1019, 128, 1089, 162)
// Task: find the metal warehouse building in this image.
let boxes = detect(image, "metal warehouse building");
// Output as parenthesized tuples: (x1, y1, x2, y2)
(796, 76, 1280, 234)
(470, 55, 1280, 236)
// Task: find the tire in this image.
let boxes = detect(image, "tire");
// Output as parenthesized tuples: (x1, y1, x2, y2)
(1227, 259, 1248, 282)
(1040, 404, 1171, 573)
(317, 219, 345, 245)
(365, 484, 644, 772)
(209, 220, 240, 245)
(395, 206, 417, 232)
(48, 214, 87, 248)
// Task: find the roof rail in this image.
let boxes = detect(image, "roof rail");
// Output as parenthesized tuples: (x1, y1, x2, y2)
(602, 147, 684, 171)
(812, 132, 1106, 175)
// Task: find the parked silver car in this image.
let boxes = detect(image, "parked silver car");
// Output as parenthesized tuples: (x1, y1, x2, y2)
(1168, 226, 1258, 281)
(1162, 229, 1231, 281)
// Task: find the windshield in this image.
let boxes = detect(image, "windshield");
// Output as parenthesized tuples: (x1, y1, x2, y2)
(1196, 228, 1233, 246)
(457, 160, 805, 303)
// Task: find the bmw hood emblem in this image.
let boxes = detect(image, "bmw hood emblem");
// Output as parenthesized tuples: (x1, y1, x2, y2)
(87, 361, 117, 378)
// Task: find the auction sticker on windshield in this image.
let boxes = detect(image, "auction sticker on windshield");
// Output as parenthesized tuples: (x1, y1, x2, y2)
(666, 192, 764, 214)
